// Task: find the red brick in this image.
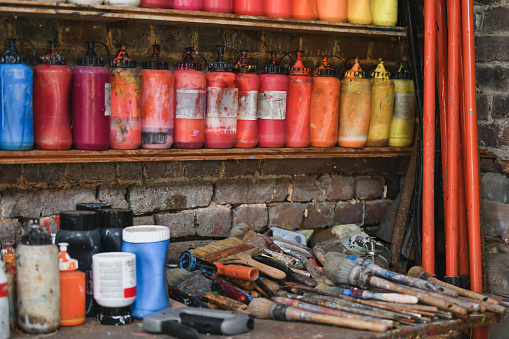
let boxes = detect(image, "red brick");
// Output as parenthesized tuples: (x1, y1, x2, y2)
(319, 174, 355, 201)
(355, 176, 385, 200)
(365, 200, 393, 225)
(303, 202, 335, 229)
(333, 158, 396, 175)
(214, 178, 289, 204)
(334, 201, 364, 225)
(67, 163, 116, 183)
(156, 210, 196, 238)
(184, 161, 221, 178)
(291, 176, 323, 202)
(143, 162, 184, 180)
(119, 162, 142, 182)
(231, 204, 268, 237)
(0, 219, 22, 244)
(261, 159, 333, 176)
(223, 160, 260, 177)
(268, 203, 306, 230)
(23, 164, 66, 186)
(196, 205, 232, 237)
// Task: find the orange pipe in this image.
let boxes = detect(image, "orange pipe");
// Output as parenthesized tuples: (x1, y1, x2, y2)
(422, 0, 436, 274)
(461, 0, 483, 296)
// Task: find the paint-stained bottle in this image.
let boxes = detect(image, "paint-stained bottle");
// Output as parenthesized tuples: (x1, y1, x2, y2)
(233, 0, 262, 15)
(348, 0, 373, 24)
(141, 45, 174, 149)
(0, 260, 10, 337)
(371, 0, 398, 26)
(1, 260, 14, 331)
(309, 57, 340, 147)
(337, 58, 371, 148)
(316, 0, 347, 22)
(203, 0, 233, 13)
(367, 58, 394, 147)
(59, 243, 86, 327)
(264, 0, 292, 18)
(292, 0, 317, 20)
(172, 0, 203, 10)
(389, 61, 415, 147)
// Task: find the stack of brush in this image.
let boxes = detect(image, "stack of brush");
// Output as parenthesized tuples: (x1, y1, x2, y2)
(166, 231, 509, 333)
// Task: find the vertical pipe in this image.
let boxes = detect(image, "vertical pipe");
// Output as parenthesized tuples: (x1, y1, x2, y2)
(422, 0, 436, 274)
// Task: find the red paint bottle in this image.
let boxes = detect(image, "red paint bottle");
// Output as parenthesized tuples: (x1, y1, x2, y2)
(110, 45, 141, 150)
(264, 0, 292, 18)
(233, 0, 262, 15)
(173, 47, 207, 149)
(286, 51, 312, 148)
(205, 45, 239, 149)
(33, 41, 72, 150)
(140, 0, 171, 9)
(72, 41, 111, 151)
(141, 45, 174, 149)
(257, 51, 289, 148)
(203, 0, 233, 13)
(234, 51, 259, 148)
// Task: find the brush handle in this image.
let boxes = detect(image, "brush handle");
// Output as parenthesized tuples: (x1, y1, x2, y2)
(251, 255, 317, 287)
(212, 276, 250, 304)
(428, 276, 502, 306)
(223, 253, 287, 280)
(214, 262, 259, 281)
(312, 245, 327, 266)
(345, 289, 418, 304)
(369, 276, 468, 315)
(223, 276, 256, 290)
(203, 292, 249, 313)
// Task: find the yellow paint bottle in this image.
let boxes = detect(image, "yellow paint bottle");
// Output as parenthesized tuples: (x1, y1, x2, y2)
(388, 61, 415, 147)
(367, 58, 394, 147)
(348, 0, 373, 25)
(371, 0, 398, 26)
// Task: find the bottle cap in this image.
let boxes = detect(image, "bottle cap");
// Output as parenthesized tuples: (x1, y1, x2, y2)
(289, 51, 310, 76)
(343, 58, 366, 79)
(176, 47, 203, 71)
(76, 202, 112, 211)
(59, 211, 98, 231)
(77, 41, 105, 66)
(261, 51, 286, 75)
(392, 61, 413, 79)
(370, 58, 391, 79)
(313, 56, 336, 77)
(97, 208, 134, 229)
(20, 227, 52, 245)
(97, 306, 133, 326)
(233, 50, 256, 73)
(59, 242, 79, 271)
(40, 41, 67, 65)
(207, 45, 233, 72)
(142, 44, 169, 70)
(122, 225, 170, 243)
(0, 39, 27, 64)
(111, 45, 137, 68)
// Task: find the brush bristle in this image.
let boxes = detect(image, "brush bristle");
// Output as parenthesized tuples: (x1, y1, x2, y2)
(248, 298, 275, 319)
(323, 256, 359, 285)
(407, 266, 426, 279)
(167, 268, 194, 286)
(191, 237, 244, 258)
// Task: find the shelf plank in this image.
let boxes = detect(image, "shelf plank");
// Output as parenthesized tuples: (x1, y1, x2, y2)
(0, 0, 406, 37)
(0, 147, 412, 164)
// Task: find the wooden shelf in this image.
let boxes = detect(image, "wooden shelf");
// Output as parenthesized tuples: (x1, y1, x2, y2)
(0, 0, 406, 38)
(0, 147, 412, 164)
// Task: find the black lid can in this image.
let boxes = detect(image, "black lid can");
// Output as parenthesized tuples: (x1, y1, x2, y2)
(97, 208, 134, 229)
(97, 306, 133, 326)
(59, 211, 98, 231)
(76, 202, 112, 211)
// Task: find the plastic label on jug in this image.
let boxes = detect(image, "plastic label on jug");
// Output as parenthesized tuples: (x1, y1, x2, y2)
(0, 283, 7, 298)
(176, 88, 206, 119)
(238, 91, 258, 121)
(104, 83, 111, 117)
(392, 93, 414, 119)
(258, 90, 287, 120)
(207, 87, 239, 118)
(95, 259, 136, 299)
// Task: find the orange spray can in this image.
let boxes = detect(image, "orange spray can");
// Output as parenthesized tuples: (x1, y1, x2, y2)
(286, 51, 313, 148)
(337, 58, 371, 148)
(110, 45, 142, 150)
(367, 58, 394, 147)
(309, 57, 340, 147)
(59, 242, 86, 327)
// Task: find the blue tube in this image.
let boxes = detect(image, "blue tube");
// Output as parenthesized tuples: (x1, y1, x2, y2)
(0, 63, 33, 150)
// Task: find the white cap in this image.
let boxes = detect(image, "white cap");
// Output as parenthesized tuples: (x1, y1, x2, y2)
(122, 225, 170, 243)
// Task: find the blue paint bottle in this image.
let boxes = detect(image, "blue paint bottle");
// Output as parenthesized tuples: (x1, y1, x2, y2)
(0, 39, 35, 151)
(122, 225, 170, 318)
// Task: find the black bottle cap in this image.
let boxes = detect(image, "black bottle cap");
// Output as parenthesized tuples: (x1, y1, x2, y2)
(142, 44, 169, 70)
(176, 47, 202, 71)
(391, 61, 413, 79)
(208, 45, 233, 72)
(111, 45, 137, 68)
(1, 39, 26, 64)
(233, 50, 256, 73)
(313, 56, 336, 77)
(96, 208, 134, 229)
(40, 41, 67, 65)
(261, 51, 286, 75)
(97, 306, 133, 326)
(76, 202, 112, 211)
(59, 211, 98, 231)
(77, 41, 105, 66)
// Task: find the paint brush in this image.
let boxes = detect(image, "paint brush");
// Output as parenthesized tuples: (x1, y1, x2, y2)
(343, 288, 419, 304)
(372, 301, 439, 313)
(190, 237, 245, 259)
(247, 298, 388, 332)
(203, 292, 249, 313)
(168, 286, 210, 308)
(251, 254, 318, 287)
(217, 247, 287, 280)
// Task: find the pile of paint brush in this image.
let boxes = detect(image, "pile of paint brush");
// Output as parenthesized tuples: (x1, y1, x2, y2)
(166, 230, 509, 333)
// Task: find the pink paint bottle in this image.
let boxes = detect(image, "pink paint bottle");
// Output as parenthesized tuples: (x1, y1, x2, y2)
(233, 0, 262, 16)
(171, 0, 203, 10)
(203, 0, 232, 13)
(263, 0, 292, 18)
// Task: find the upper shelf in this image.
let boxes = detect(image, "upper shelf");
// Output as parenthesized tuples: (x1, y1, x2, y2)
(0, 0, 407, 38)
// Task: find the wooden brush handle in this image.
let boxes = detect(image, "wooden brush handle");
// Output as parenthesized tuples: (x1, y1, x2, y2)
(203, 292, 249, 313)
(369, 276, 468, 315)
(429, 276, 501, 305)
(283, 306, 388, 332)
(361, 291, 418, 304)
(223, 253, 287, 280)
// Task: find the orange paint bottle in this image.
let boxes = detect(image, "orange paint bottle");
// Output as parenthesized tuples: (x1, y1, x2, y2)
(59, 243, 86, 327)
(316, 0, 348, 22)
(309, 57, 340, 147)
(292, 0, 318, 20)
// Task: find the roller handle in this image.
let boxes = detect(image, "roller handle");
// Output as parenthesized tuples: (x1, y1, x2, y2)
(214, 262, 259, 281)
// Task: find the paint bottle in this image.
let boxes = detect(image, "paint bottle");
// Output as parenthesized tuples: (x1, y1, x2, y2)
(140, 0, 171, 9)
(0, 260, 13, 332)
(173, 47, 207, 149)
(67, 0, 102, 4)
(367, 58, 394, 147)
(59, 243, 86, 327)
(316, 0, 348, 22)
(72, 41, 111, 151)
(388, 61, 415, 147)
(93, 252, 136, 325)
(309, 56, 340, 147)
(122, 226, 170, 318)
(55, 211, 101, 318)
(233, 0, 262, 15)
(96, 208, 134, 252)
(205, 45, 239, 149)
(233, 50, 259, 148)
(110, 45, 141, 150)
(0, 261, 7, 339)
(203, 0, 233, 13)
(105, 0, 140, 6)
(337, 58, 371, 148)
(16, 227, 59, 334)
(141, 45, 174, 149)
(258, 51, 289, 148)
(264, 0, 292, 18)
(2, 245, 15, 279)
(171, 0, 202, 10)
(33, 41, 72, 151)
(371, 0, 398, 26)
(348, 0, 373, 25)
(0, 39, 34, 151)
(292, 0, 317, 20)
(286, 51, 312, 148)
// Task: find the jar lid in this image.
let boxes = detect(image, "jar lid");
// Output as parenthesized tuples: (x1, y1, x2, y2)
(344, 58, 366, 79)
(40, 41, 67, 65)
(97, 208, 134, 229)
(176, 47, 203, 71)
(97, 306, 133, 326)
(111, 45, 137, 68)
(370, 58, 391, 79)
(76, 202, 112, 211)
(143, 44, 169, 70)
(261, 51, 286, 75)
(77, 41, 105, 66)
(122, 225, 170, 243)
(207, 45, 233, 72)
(392, 61, 412, 79)
(59, 211, 98, 231)
(289, 51, 310, 76)
(1, 39, 27, 64)
(313, 56, 336, 77)
(233, 50, 256, 74)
